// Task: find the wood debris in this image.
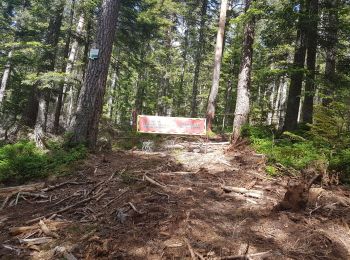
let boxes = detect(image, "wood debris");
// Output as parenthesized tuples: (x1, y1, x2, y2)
(19, 237, 53, 245)
(54, 246, 77, 260)
(0, 183, 45, 197)
(222, 186, 263, 199)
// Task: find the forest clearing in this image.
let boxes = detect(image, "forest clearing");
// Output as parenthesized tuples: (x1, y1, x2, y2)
(1, 138, 350, 259)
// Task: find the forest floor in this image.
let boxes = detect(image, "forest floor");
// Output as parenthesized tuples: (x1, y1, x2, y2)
(1, 138, 350, 259)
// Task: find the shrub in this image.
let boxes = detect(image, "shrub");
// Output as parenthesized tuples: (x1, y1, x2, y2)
(0, 141, 87, 184)
(0, 141, 47, 183)
(329, 148, 350, 181)
(244, 126, 328, 171)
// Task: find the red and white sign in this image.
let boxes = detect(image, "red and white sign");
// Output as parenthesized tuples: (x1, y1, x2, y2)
(137, 115, 206, 136)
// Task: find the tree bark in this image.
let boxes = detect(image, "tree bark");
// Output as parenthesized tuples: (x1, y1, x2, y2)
(0, 50, 13, 106)
(191, 0, 208, 117)
(283, 0, 308, 131)
(206, 0, 228, 131)
(232, 0, 255, 142)
(70, 0, 120, 148)
(302, 0, 318, 124)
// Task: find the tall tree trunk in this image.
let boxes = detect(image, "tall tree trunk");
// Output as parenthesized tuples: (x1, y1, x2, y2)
(222, 78, 233, 130)
(232, 0, 255, 142)
(302, 0, 319, 124)
(63, 14, 85, 128)
(108, 65, 118, 119)
(70, 0, 120, 148)
(283, 0, 308, 131)
(322, 0, 339, 106)
(191, 0, 208, 117)
(53, 0, 77, 133)
(272, 77, 282, 126)
(82, 17, 93, 79)
(266, 79, 277, 125)
(158, 25, 172, 116)
(176, 18, 189, 116)
(278, 76, 288, 129)
(34, 0, 65, 145)
(0, 50, 12, 106)
(206, 0, 228, 131)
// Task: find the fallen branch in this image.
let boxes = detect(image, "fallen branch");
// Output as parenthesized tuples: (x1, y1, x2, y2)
(42, 181, 88, 192)
(26, 194, 99, 224)
(39, 220, 59, 238)
(1, 195, 11, 209)
(54, 246, 77, 260)
(0, 183, 45, 197)
(222, 186, 263, 199)
(103, 189, 128, 208)
(218, 250, 272, 260)
(144, 175, 167, 189)
(19, 237, 52, 245)
(128, 202, 142, 214)
(2, 244, 21, 255)
(184, 238, 196, 260)
(9, 226, 37, 236)
(10, 220, 67, 236)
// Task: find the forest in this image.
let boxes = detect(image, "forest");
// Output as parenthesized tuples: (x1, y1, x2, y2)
(1, 0, 350, 259)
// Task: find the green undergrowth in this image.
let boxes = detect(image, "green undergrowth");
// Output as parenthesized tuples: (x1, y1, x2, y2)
(242, 124, 350, 181)
(0, 140, 87, 185)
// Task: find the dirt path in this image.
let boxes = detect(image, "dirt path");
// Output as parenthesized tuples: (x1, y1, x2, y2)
(1, 140, 350, 259)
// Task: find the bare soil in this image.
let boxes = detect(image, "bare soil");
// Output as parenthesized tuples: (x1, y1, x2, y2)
(1, 140, 350, 259)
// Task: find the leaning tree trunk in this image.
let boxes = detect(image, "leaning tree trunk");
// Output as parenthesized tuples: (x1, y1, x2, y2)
(0, 50, 12, 106)
(232, 0, 255, 142)
(302, 0, 319, 124)
(283, 0, 308, 131)
(206, 0, 228, 131)
(191, 0, 208, 117)
(70, 0, 120, 148)
(322, 0, 339, 107)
